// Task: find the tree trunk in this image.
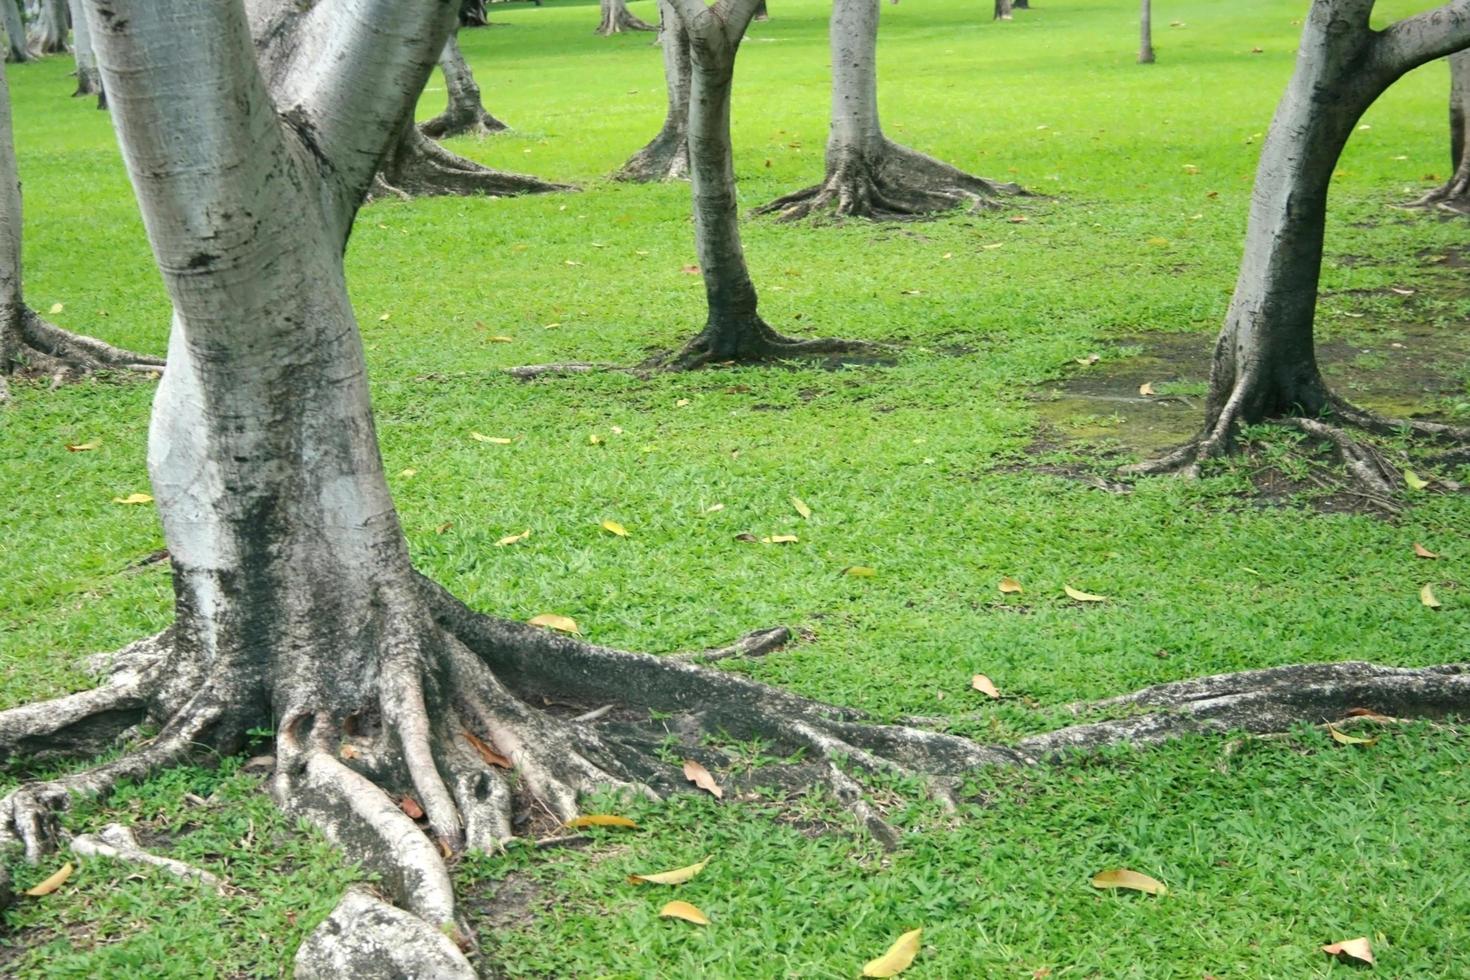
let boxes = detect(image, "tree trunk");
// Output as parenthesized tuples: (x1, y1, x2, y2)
(994, 0, 1013, 21)
(67, 0, 103, 104)
(615, 0, 691, 182)
(596, 0, 655, 35)
(753, 0, 768, 20)
(2, 0, 31, 63)
(419, 33, 508, 139)
(30, 0, 66, 54)
(1410, 50, 1470, 209)
(373, 120, 569, 200)
(459, 0, 488, 27)
(756, 0, 1022, 221)
(1138, 0, 1155, 63)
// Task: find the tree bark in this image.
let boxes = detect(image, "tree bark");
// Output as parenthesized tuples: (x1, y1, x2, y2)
(67, 0, 104, 104)
(1410, 50, 1470, 209)
(419, 33, 508, 139)
(1138, 0, 1155, 63)
(614, 0, 691, 182)
(596, 0, 655, 35)
(2, 0, 32, 62)
(30, 0, 67, 54)
(1130, 0, 1470, 480)
(756, 0, 1022, 221)
(373, 120, 568, 200)
(459, 0, 488, 27)
(994, 0, 1013, 21)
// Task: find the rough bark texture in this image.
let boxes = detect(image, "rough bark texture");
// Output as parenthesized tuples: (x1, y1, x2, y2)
(614, 0, 691, 182)
(373, 121, 570, 201)
(755, 0, 1023, 221)
(2, 0, 31, 62)
(0, 60, 159, 401)
(1128, 0, 1470, 481)
(596, 0, 655, 35)
(31, 0, 68, 54)
(67, 0, 104, 103)
(1410, 50, 1470, 209)
(419, 33, 507, 139)
(1138, 0, 1155, 63)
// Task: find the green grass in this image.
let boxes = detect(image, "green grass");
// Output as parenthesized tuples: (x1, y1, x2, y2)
(3, 0, 1470, 975)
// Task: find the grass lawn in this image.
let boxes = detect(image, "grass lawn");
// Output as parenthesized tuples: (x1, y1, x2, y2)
(3, 0, 1470, 975)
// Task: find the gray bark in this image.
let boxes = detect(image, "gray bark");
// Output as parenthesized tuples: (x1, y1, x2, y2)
(615, 0, 691, 182)
(1138, 0, 1154, 63)
(419, 33, 507, 139)
(2, 0, 31, 62)
(757, 0, 1021, 221)
(596, 0, 655, 35)
(1411, 50, 1470, 208)
(994, 0, 1012, 21)
(67, 0, 102, 103)
(30, 0, 65, 54)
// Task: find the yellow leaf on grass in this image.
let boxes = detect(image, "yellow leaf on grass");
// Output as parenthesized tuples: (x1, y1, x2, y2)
(1091, 868, 1167, 895)
(564, 814, 638, 830)
(47, 302, 63, 315)
(488, 336, 515, 343)
(113, 493, 153, 505)
(1421, 584, 1442, 609)
(971, 674, 1001, 699)
(763, 534, 799, 544)
(66, 440, 100, 452)
(862, 928, 923, 977)
(378, 312, 391, 321)
(705, 503, 725, 513)
(601, 519, 630, 537)
(675, 398, 690, 407)
(791, 496, 812, 519)
(1138, 382, 1157, 396)
(496, 529, 530, 547)
(24, 862, 73, 897)
(1326, 723, 1377, 747)
(999, 577, 1024, 594)
(1074, 354, 1100, 366)
(400, 468, 417, 478)
(471, 432, 512, 444)
(588, 433, 603, 445)
(1414, 542, 1438, 559)
(628, 856, 710, 885)
(1321, 937, 1374, 966)
(1065, 585, 1108, 603)
(682, 759, 724, 799)
(529, 613, 580, 634)
(659, 900, 710, 925)
(843, 566, 877, 577)
(1404, 469, 1430, 491)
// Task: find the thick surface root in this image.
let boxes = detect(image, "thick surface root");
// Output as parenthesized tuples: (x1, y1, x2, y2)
(1, 308, 164, 401)
(419, 105, 509, 140)
(614, 133, 689, 183)
(372, 128, 573, 201)
(71, 823, 223, 889)
(1406, 172, 1470, 213)
(649, 316, 885, 371)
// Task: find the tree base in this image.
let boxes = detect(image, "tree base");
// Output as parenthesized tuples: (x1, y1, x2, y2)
(755, 140, 1025, 222)
(648, 315, 884, 371)
(419, 105, 509, 140)
(595, 9, 656, 34)
(613, 133, 689, 183)
(1, 307, 164, 402)
(1406, 173, 1470, 214)
(372, 127, 573, 201)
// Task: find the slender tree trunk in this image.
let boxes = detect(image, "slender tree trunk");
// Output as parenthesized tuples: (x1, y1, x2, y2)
(373, 120, 568, 200)
(757, 0, 1021, 221)
(615, 0, 691, 181)
(1410, 50, 1470, 209)
(596, 0, 655, 35)
(67, 0, 103, 104)
(753, 0, 768, 21)
(994, 0, 1013, 21)
(1138, 0, 1155, 63)
(419, 33, 508, 139)
(460, 0, 488, 27)
(30, 0, 66, 54)
(2, 0, 31, 63)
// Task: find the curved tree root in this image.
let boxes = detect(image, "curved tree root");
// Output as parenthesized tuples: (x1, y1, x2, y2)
(755, 141, 1026, 222)
(1406, 172, 1470, 213)
(648, 316, 886, 371)
(372, 127, 574, 201)
(2, 307, 164, 401)
(419, 104, 508, 140)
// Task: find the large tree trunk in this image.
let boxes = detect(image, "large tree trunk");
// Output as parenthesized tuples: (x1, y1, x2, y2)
(1138, 0, 1155, 63)
(67, 0, 103, 104)
(419, 33, 507, 139)
(614, 0, 691, 182)
(2, 0, 32, 62)
(373, 121, 569, 201)
(1130, 0, 1470, 484)
(757, 0, 1022, 221)
(0, 62, 158, 401)
(30, 0, 66, 54)
(596, 0, 655, 35)
(1410, 50, 1470, 209)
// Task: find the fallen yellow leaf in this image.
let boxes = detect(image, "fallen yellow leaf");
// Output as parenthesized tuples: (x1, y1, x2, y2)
(588, 433, 603, 445)
(764, 534, 799, 544)
(1326, 723, 1377, 747)
(564, 814, 638, 830)
(1090, 868, 1167, 895)
(24, 862, 73, 897)
(675, 398, 690, 407)
(659, 900, 710, 925)
(971, 674, 1001, 699)
(999, 577, 1024, 594)
(1065, 585, 1108, 603)
(1321, 937, 1374, 967)
(1421, 584, 1442, 609)
(65, 440, 100, 452)
(862, 928, 923, 977)
(601, 519, 630, 537)
(629, 856, 710, 885)
(488, 335, 515, 343)
(471, 432, 513, 444)
(1413, 542, 1438, 559)
(1404, 469, 1430, 491)
(378, 312, 391, 321)
(47, 302, 63, 315)
(682, 759, 724, 799)
(529, 613, 580, 634)
(1138, 382, 1157, 396)
(495, 529, 530, 547)
(400, 468, 416, 478)
(791, 495, 812, 519)
(843, 565, 877, 577)
(112, 493, 153, 505)
(705, 503, 725, 513)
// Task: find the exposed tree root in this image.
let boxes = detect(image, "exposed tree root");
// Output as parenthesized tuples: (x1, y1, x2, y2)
(614, 131, 689, 183)
(595, 1, 656, 35)
(71, 823, 224, 890)
(1, 307, 164, 401)
(755, 141, 1025, 222)
(371, 125, 573, 201)
(419, 102, 508, 140)
(648, 316, 884, 371)
(503, 361, 619, 380)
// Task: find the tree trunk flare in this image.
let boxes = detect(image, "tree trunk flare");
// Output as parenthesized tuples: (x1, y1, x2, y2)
(0, 59, 157, 401)
(373, 121, 571, 200)
(30, 0, 67, 54)
(1410, 50, 1470, 210)
(419, 34, 508, 140)
(994, 0, 1013, 21)
(1138, 0, 1155, 63)
(755, 0, 1023, 221)
(596, 0, 655, 35)
(67, 0, 104, 104)
(615, 0, 691, 182)
(2, 0, 31, 63)
(1128, 0, 1470, 479)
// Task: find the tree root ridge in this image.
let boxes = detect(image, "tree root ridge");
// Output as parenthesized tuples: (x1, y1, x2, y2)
(419, 105, 509, 140)
(372, 129, 574, 202)
(649, 316, 885, 371)
(1, 307, 164, 400)
(614, 133, 689, 183)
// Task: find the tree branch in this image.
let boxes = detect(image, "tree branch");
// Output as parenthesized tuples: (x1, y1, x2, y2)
(1376, 0, 1470, 75)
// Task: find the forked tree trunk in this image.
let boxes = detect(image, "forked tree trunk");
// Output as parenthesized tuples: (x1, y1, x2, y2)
(419, 33, 508, 139)
(373, 120, 569, 200)
(1410, 50, 1470, 209)
(1138, 0, 1155, 63)
(596, 0, 655, 35)
(30, 0, 66, 54)
(615, 0, 691, 182)
(67, 0, 103, 104)
(757, 0, 1021, 221)
(2, 0, 31, 62)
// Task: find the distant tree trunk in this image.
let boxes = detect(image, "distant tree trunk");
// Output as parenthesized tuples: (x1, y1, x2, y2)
(460, 0, 488, 26)
(67, 0, 103, 105)
(615, 0, 691, 181)
(994, 0, 1013, 21)
(1138, 0, 1155, 63)
(596, 0, 655, 35)
(419, 34, 508, 139)
(2, 0, 32, 63)
(754, 0, 768, 21)
(1013, 0, 1029, 8)
(372, 121, 570, 200)
(757, 0, 1022, 221)
(1409, 50, 1470, 210)
(30, 0, 66, 54)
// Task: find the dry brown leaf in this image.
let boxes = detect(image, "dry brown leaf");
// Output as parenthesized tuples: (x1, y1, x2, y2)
(999, 577, 1024, 594)
(529, 613, 580, 634)
(1413, 542, 1438, 559)
(628, 856, 710, 885)
(843, 565, 877, 577)
(791, 495, 812, 519)
(862, 928, 923, 977)
(1321, 937, 1374, 966)
(659, 900, 710, 925)
(399, 795, 425, 819)
(1090, 868, 1167, 895)
(462, 731, 513, 768)
(436, 522, 453, 534)
(1420, 584, 1442, 609)
(564, 814, 638, 829)
(1344, 707, 1397, 722)
(339, 743, 360, 759)
(601, 519, 630, 537)
(495, 529, 530, 547)
(65, 440, 100, 452)
(1007, 215, 1029, 224)
(971, 674, 1001, 699)
(682, 759, 724, 799)
(23, 862, 73, 897)
(1326, 723, 1378, 747)
(764, 534, 799, 544)
(681, 264, 701, 275)
(113, 493, 153, 505)
(1138, 382, 1157, 396)
(1065, 585, 1108, 603)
